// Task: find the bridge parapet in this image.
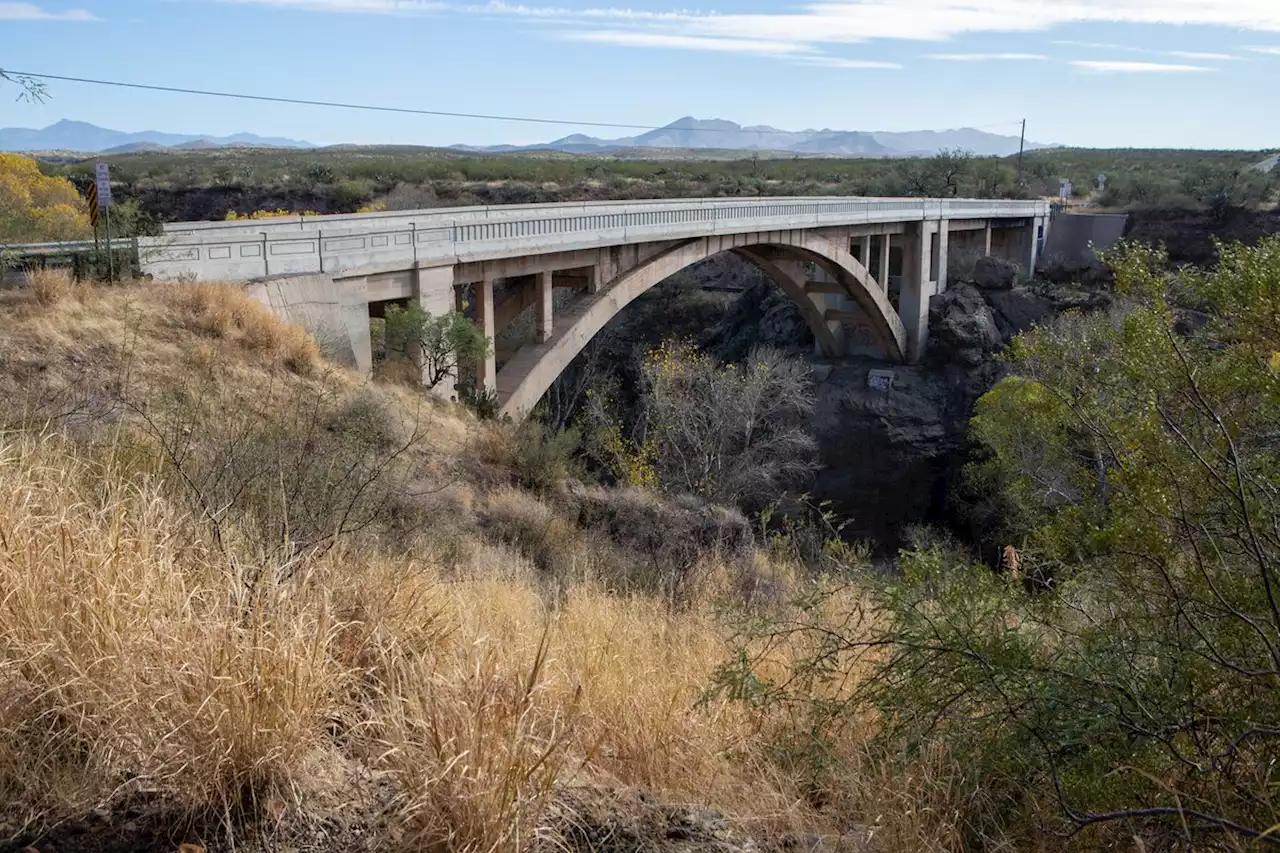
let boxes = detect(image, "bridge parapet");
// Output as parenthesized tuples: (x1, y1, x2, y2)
(139, 197, 1050, 282)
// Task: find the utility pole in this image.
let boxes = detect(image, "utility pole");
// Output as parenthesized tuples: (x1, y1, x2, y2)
(1016, 118, 1027, 187)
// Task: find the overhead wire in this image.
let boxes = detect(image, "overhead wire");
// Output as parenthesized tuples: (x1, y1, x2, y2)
(3, 69, 1027, 139)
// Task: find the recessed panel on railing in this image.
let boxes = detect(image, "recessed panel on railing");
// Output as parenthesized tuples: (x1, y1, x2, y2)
(139, 198, 1049, 281)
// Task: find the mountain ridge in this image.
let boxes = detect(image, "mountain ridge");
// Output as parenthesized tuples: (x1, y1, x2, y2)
(0, 117, 1053, 157)
(0, 119, 313, 153)
(458, 116, 1053, 157)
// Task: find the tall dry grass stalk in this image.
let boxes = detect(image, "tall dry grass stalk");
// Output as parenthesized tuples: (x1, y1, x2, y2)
(165, 282, 320, 374)
(25, 268, 71, 306)
(0, 431, 342, 828)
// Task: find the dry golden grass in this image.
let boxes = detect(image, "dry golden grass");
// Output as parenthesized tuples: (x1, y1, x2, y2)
(25, 268, 72, 306)
(0, 280, 969, 852)
(0, 430, 795, 843)
(166, 281, 321, 374)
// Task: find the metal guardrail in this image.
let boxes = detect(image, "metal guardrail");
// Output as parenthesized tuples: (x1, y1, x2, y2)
(0, 238, 137, 256)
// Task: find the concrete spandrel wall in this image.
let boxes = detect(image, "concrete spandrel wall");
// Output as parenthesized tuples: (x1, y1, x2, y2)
(1041, 212, 1129, 268)
(247, 273, 371, 373)
(141, 197, 1052, 283)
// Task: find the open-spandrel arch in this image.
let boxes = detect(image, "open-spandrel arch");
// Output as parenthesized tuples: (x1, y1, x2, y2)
(495, 229, 908, 419)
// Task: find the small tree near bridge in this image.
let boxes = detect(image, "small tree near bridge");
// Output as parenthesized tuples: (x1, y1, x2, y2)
(383, 302, 489, 391)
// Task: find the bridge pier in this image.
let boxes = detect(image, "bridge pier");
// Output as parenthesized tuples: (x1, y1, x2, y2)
(900, 220, 936, 362)
(878, 234, 892, 289)
(475, 275, 497, 393)
(1028, 215, 1047, 273)
(937, 219, 950, 293)
(536, 271, 554, 343)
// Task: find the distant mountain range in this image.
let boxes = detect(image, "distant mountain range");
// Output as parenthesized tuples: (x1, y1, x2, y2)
(0, 117, 1051, 158)
(451, 116, 1054, 157)
(0, 119, 312, 153)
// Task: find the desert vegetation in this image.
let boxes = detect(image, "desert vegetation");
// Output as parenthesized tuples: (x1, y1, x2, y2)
(0, 152, 91, 243)
(2, 231, 1279, 853)
(22, 144, 1276, 223)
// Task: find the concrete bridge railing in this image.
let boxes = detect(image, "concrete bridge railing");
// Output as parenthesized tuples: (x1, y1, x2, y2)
(140, 197, 1049, 282)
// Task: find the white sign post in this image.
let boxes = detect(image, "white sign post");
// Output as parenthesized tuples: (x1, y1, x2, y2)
(95, 163, 113, 281)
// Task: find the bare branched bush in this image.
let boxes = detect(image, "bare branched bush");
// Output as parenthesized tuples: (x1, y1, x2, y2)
(625, 342, 818, 508)
(120, 369, 435, 574)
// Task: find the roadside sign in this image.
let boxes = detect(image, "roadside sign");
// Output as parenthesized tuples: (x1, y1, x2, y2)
(94, 162, 111, 207)
(94, 162, 114, 281)
(86, 182, 100, 228)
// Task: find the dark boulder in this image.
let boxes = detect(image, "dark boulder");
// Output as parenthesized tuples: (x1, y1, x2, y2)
(928, 282, 1003, 365)
(971, 256, 1019, 290)
(983, 288, 1057, 340)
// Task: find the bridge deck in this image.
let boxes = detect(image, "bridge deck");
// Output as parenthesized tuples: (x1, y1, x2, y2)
(140, 196, 1050, 282)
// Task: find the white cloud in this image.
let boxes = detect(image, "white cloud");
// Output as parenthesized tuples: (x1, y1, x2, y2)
(672, 1, 1280, 47)
(1070, 59, 1215, 72)
(927, 52, 1046, 60)
(1053, 40, 1132, 50)
(0, 1, 96, 19)
(223, 0, 1280, 39)
(1245, 45, 1280, 54)
(1053, 41, 1237, 60)
(1164, 50, 1237, 59)
(218, 0, 442, 11)
(466, 0, 694, 19)
(215, 0, 1280, 66)
(790, 55, 903, 68)
(558, 30, 810, 53)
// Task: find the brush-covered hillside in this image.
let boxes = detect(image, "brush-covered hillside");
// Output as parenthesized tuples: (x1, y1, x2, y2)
(5, 239, 1279, 853)
(0, 274, 922, 853)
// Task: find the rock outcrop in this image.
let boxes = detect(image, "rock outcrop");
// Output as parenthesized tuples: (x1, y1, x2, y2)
(927, 282, 1003, 366)
(712, 268, 1112, 549)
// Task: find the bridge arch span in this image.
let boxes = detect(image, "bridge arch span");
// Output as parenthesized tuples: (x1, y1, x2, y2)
(496, 229, 908, 418)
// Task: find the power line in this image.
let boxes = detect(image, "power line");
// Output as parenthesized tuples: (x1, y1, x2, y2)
(4, 69, 1027, 139)
(5, 70, 660, 132)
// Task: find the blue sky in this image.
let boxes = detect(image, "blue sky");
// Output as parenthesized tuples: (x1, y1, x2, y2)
(2, 0, 1279, 149)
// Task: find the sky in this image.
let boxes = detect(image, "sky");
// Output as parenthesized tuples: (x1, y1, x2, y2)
(1, 0, 1279, 149)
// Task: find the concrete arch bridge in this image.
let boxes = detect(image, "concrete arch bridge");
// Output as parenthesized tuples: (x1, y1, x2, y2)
(141, 197, 1050, 419)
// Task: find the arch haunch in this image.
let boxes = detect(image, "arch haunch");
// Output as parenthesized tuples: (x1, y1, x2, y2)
(495, 230, 908, 419)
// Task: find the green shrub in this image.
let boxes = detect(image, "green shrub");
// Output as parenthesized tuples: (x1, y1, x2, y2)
(717, 238, 1280, 850)
(512, 420, 580, 495)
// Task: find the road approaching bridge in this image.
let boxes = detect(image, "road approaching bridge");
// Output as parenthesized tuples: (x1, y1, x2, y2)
(139, 196, 1050, 418)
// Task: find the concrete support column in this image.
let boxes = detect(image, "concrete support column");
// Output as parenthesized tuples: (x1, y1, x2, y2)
(900, 221, 934, 362)
(536, 270, 553, 343)
(586, 264, 600, 294)
(860, 235, 873, 269)
(475, 276, 497, 393)
(1028, 215, 1046, 273)
(879, 234, 891, 288)
(983, 222, 993, 256)
(937, 219, 950, 293)
(412, 265, 457, 394)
